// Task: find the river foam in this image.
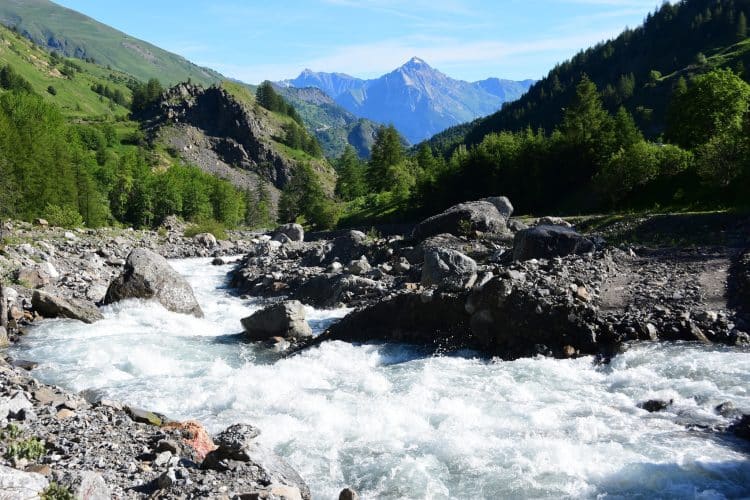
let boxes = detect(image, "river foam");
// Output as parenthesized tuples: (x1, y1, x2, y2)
(10, 258, 750, 499)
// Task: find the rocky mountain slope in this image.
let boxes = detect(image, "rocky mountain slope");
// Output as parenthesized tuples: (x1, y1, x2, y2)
(277, 85, 381, 159)
(280, 58, 533, 143)
(139, 82, 336, 212)
(0, 0, 221, 86)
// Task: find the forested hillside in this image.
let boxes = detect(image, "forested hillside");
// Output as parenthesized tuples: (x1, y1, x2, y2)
(334, 0, 750, 224)
(0, 25, 340, 233)
(430, 0, 750, 154)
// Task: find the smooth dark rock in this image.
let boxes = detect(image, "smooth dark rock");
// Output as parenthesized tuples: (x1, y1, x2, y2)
(512, 225, 595, 261)
(412, 200, 509, 241)
(241, 301, 312, 340)
(32, 290, 103, 324)
(638, 399, 672, 413)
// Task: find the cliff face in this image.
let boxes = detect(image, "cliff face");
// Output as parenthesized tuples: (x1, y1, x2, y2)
(139, 83, 298, 192)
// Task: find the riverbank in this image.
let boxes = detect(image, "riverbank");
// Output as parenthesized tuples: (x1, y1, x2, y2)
(0, 205, 749, 498)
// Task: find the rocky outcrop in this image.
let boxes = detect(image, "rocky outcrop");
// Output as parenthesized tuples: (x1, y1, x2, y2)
(411, 200, 510, 241)
(31, 291, 103, 324)
(512, 225, 595, 261)
(203, 424, 311, 500)
(103, 248, 204, 317)
(241, 301, 312, 340)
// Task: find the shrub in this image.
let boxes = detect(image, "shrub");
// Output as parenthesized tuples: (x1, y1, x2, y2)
(41, 483, 75, 500)
(6, 437, 45, 461)
(44, 204, 84, 228)
(46, 85, 57, 96)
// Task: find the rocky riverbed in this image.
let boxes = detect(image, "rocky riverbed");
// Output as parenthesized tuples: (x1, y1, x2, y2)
(0, 200, 749, 498)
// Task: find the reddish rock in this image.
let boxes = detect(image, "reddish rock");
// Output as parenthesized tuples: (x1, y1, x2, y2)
(163, 420, 216, 461)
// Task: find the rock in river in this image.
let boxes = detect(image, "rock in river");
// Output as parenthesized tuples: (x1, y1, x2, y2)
(32, 290, 103, 324)
(103, 248, 204, 317)
(241, 301, 312, 340)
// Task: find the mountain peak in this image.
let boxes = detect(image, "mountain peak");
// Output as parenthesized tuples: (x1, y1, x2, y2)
(403, 56, 429, 69)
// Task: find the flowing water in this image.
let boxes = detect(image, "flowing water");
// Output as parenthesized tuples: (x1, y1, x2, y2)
(9, 258, 750, 499)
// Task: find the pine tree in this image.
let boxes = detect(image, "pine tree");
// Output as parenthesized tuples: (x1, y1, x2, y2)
(367, 125, 404, 192)
(738, 11, 747, 41)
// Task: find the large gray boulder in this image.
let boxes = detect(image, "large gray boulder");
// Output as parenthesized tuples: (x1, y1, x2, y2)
(411, 200, 509, 241)
(203, 424, 310, 500)
(241, 301, 312, 340)
(103, 248, 204, 317)
(421, 248, 478, 291)
(293, 274, 383, 308)
(273, 223, 304, 243)
(512, 225, 595, 261)
(0, 464, 48, 500)
(32, 290, 103, 324)
(482, 196, 513, 219)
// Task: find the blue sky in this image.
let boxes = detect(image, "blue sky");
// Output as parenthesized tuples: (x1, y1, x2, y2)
(55, 0, 663, 83)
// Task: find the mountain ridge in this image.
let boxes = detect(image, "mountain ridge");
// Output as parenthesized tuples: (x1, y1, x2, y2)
(279, 58, 534, 143)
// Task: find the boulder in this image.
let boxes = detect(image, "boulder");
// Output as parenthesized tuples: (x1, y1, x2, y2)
(729, 414, 750, 441)
(103, 248, 204, 317)
(512, 225, 595, 261)
(162, 421, 216, 461)
(194, 233, 217, 248)
(347, 257, 371, 276)
(482, 196, 513, 219)
(203, 424, 311, 500)
(0, 464, 48, 499)
(32, 291, 103, 324)
(421, 248, 477, 292)
(325, 230, 367, 264)
(273, 223, 304, 243)
(241, 301, 312, 340)
(14, 267, 49, 289)
(74, 471, 111, 500)
(293, 274, 382, 308)
(411, 200, 509, 241)
(339, 488, 360, 500)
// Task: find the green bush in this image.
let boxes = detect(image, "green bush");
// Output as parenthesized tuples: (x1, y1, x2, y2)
(45, 204, 84, 228)
(6, 437, 45, 461)
(184, 218, 227, 240)
(41, 483, 75, 500)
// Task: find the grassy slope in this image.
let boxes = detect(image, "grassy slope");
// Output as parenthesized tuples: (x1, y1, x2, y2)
(0, 0, 222, 86)
(0, 24, 134, 121)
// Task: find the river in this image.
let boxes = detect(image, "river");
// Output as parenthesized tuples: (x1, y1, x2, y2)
(9, 257, 750, 499)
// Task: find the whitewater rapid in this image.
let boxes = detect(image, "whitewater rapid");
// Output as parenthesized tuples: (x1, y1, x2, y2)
(10, 258, 750, 499)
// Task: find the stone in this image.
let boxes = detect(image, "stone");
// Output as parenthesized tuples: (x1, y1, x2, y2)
(14, 267, 49, 289)
(7, 393, 32, 417)
(538, 216, 572, 228)
(0, 464, 48, 499)
(729, 414, 750, 441)
(339, 487, 360, 500)
(326, 231, 367, 264)
(421, 248, 478, 292)
(64, 231, 77, 241)
(203, 424, 310, 499)
(162, 421, 216, 461)
(124, 406, 164, 426)
(347, 257, 371, 276)
(75, 471, 111, 500)
(273, 223, 304, 243)
(103, 248, 204, 317)
(32, 388, 63, 406)
(38, 261, 59, 279)
(211, 257, 226, 266)
(241, 301, 312, 340)
(481, 196, 513, 219)
(412, 200, 509, 241)
(32, 291, 103, 324)
(638, 399, 672, 412)
(33, 218, 49, 227)
(193, 233, 217, 248)
(56, 408, 76, 419)
(512, 225, 595, 261)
